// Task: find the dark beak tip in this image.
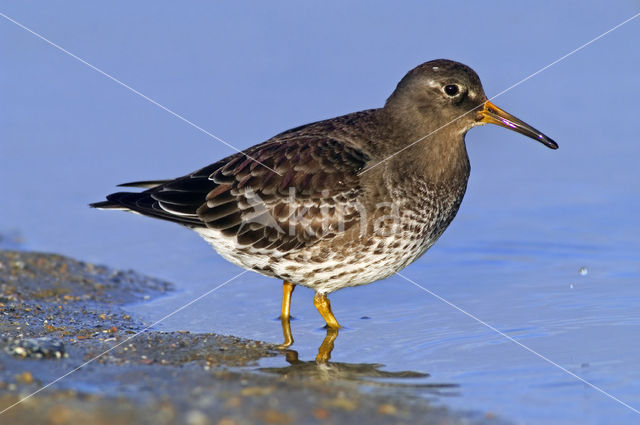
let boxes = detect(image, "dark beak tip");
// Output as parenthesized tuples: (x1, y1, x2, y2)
(482, 101, 558, 151)
(543, 137, 559, 150)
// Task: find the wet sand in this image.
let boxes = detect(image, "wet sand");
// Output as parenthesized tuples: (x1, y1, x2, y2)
(0, 250, 508, 425)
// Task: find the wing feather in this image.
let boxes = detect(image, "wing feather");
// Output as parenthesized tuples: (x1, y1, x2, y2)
(92, 135, 369, 253)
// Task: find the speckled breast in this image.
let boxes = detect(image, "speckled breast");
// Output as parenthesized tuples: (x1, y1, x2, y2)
(208, 178, 469, 294)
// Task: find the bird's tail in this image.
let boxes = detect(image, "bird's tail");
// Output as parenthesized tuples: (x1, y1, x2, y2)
(116, 179, 171, 189)
(89, 200, 127, 210)
(89, 179, 171, 209)
(89, 192, 148, 210)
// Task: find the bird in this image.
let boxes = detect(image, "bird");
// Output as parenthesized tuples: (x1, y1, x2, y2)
(91, 59, 557, 339)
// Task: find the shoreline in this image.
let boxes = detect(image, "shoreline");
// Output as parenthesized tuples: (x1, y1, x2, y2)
(0, 249, 507, 425)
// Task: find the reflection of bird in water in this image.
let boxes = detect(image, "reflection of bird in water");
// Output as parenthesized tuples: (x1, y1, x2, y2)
(262, 328, 458, 395)
(92, 59, 557, 347)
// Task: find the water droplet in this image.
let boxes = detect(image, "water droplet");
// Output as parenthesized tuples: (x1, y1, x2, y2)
(569, 283, 574, 289)
(578, 267, 588, 276)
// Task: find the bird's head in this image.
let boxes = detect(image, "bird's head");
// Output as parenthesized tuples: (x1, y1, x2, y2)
(385, 59, 557, 149)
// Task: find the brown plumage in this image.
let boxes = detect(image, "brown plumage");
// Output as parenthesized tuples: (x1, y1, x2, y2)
(92, 59, 557, 329)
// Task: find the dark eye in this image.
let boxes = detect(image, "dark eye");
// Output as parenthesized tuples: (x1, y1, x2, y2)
(444, 84, 460, 97)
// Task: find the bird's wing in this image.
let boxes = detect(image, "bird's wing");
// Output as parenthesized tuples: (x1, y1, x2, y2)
(93, 136, 370, 252)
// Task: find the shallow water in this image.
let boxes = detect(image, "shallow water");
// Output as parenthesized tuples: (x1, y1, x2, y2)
(124, 200, 640, 424)
(2, 3, 640, 424)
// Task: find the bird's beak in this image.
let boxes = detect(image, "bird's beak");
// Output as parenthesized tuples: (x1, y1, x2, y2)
(478, 100, 558, 149)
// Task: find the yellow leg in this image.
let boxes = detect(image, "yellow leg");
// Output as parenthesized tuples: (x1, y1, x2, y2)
(279, 281, 296, 348)
(315, 327, 339, 363)
(313, 293, 340, 329)
(280, 317, 294, 348)
(281, 281, 295, 320)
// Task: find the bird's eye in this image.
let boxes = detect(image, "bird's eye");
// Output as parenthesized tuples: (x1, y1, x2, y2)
(444, 84, 460, 97)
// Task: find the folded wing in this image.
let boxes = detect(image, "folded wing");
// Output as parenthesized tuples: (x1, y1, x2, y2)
(92, 136, 370, 253)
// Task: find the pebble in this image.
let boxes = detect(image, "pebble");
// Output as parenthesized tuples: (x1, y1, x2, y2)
(5, 337, 66, 359)
(15, 371, 34, 384)
(377, 404, 397, 415)
(185, 409, 210, 425)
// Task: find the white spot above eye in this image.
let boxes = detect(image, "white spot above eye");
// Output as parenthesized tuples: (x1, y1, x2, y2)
(432, 66, 439, 71)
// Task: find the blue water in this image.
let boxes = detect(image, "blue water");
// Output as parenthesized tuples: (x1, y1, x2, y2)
(2, 3, 640, 424)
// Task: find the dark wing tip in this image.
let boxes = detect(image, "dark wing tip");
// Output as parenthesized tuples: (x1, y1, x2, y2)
(117, 179, 171, 188)
(90, 192, 138, 210)
(90, 200, 122, 209)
